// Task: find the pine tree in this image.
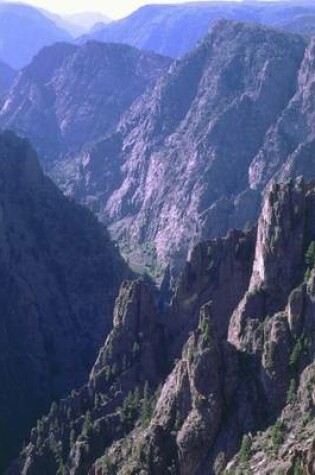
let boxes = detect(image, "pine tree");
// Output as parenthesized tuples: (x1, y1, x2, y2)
(82, 411, 93, 438)
(70, 428, 76, 447)
(141, 381, 152, 426)
(50, 401, 58, 417)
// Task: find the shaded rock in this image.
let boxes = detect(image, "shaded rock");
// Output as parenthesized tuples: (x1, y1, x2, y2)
(0, 131, 129, 471)
(14, 279, 163, 475)
(287, 286, 305, 335)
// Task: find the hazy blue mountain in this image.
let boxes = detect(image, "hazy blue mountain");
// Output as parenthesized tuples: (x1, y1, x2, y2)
(86, 1, 315, 58)
(277, 13, 315, 35)
(41, 10, 112, 37)
(84, 3, 259, 58)
(39, 8, 87, 37)
(66, 11, 111, 30)
(0, 60, 15, 97)
(0, 2, 71, 68)
(0, 40, 171, 169)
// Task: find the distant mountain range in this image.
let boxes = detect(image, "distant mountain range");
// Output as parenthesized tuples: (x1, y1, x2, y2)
(0, 40, 170, 169)
(85, 1, 315, 58)
(1, 1, 315, 69)
(66, 11, 111, 30)
(0, 2, 71, 68)
(0, 2, 112, 69)
(41, 9, 112, 37)
(4, 18, 315, 278)
(0, 60, 15, 97)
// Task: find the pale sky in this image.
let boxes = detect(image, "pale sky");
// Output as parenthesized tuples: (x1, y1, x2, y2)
(4, 0, 246, 19)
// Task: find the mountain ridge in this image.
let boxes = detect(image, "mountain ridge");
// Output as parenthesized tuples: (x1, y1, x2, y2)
(0, 131, 130, 472)
(66, 20, 307, 274)
(84, 1, 315, 58)
(0, 40, 171, 169)
(3, 20, 314, 277)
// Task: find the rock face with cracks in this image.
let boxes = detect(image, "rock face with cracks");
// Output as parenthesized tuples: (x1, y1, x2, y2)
(3, 21, 313, 274)
(12, 178, 315, 475)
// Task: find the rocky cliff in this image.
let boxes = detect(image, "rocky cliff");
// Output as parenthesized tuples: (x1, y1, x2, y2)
(10, 279, 163, 475)
(227, 361, 315, 474)
(13, 178, 315, 474)
(5, 21, 315, 279)
(68, 21, 307, 273)
(249, 36, 315, 189)
(0, 41, 170, 171)
(0, 131, 129, 472)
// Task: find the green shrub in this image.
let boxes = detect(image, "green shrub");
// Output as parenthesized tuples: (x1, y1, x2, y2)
(271, 420, 286, 452)
(239, 435, 252, 464)
(289, 337, 303, 369)
(82, 411, 93, 438)
(286, 379, 296, 405)
(304, 241, 315, 280)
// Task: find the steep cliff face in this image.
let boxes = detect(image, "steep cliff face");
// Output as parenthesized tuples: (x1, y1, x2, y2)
(12, 279, 162, 475)
(96, 303, 224, 475)
(227, 364, 315, 474)
(227, 270, 315, 474)
(106, 180, 315, 475)
(4, 21, 315, 277)
(15, 179, 315, 475)
(0, 131, 129, 471)
(249, 37, 315, 190)
(229, 179, 306, 352)
(0, 41, 171, 168)
(67, 21, 307, 271)
(167, 227, 256, 356)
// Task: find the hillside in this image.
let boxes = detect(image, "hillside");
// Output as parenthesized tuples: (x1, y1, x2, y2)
(12, 178, 315, 474)
(67, 21, 308, 273)
(5, 20, 315, 278)
(0, 131, 129, 472)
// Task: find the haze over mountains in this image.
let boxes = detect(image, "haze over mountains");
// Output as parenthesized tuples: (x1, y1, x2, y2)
(0, 41, 170, 166)
(0, 61, 15, 97)
(3, 1, 315, 69)
(0, 2, 111, 68)
(1, 1, 315, 475)
(0, 3, 71, 68)
(86, 1, 315, 58)
(42, 10, 112, 37)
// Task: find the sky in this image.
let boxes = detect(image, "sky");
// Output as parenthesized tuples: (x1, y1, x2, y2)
(3, 0, 246, 19)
